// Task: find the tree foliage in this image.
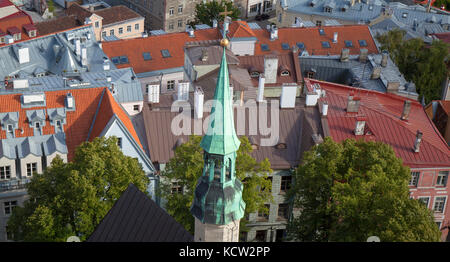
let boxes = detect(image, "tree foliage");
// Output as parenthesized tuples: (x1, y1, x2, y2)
(193, 0, 241, 27)
(287, 137, 441, 242)
(376, 29, 449, 104)
(7, 137, 149, 242)
(158, 135, 272, 235)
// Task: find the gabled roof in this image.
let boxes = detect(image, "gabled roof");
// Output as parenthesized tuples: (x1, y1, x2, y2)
(306, 78, 450, 168)
(35, 15, 81, 36)
(227, 20, 257, 39)
(88, 183, 193, 242)
(89, 88, 143, 149)
(94, 5, 142, 26)
(65, 3, 94, 24)
(0, 9, 34, 44)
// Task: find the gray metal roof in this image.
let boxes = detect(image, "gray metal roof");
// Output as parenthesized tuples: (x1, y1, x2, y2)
(0, 139, 16, 159)
(284, 0, 385, 23)
(1, 134, 68, 160)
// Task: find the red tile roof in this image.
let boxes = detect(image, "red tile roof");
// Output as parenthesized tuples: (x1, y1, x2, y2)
(432, 32, 450, 44)
(439, 100, 450, 115)
(0, 10, 34, 43)
(89, 89, 143, 149)
(306, 78, 450, 168)
(102, 23, 378, 74)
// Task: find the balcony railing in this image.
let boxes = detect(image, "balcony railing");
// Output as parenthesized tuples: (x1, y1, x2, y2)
(0, 178, 30, 193)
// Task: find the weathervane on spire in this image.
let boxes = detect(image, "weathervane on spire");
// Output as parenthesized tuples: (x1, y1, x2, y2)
(219, 5, 233, 46)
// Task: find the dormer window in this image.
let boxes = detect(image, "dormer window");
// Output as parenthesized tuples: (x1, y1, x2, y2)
(250, 71, 260, 78)
(324, 7, 332, 13)
(35, 122, 40, 129)
(281, 70, 290, 76)
(7, 124, 13, 134)
(306, 69, 316, 79)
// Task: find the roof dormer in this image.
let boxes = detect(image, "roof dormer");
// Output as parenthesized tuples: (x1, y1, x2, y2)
(0, 112, 19, 138)
(26, 109, 46, 136)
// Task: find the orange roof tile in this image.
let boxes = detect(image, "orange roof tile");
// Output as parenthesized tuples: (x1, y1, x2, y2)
(0, 10, 34, 43)
(227, 21, 256, 39)
(89, 89, 143, 149)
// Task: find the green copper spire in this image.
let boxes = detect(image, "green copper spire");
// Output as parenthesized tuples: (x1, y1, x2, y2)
(191, 43, 245, 226)
(199, 46, 240, 155)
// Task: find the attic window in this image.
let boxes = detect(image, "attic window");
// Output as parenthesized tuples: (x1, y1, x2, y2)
(321, 41, 331, 48)
(319, 29, 325, 35)
(402, 13, 408, 18)
(119, 56, 129, 64)
(280, 70, 290, 76)
(296, 42, 305, 49)
(358, 40, 368, 47)
(161, 49, 171, 58)
(143, 52, 152, 60)
(250, 71, 260, 78)
(111, 57, 120, 64)
(281, 43, 290, 50)
(344, 40, 353, 47)
(261, 44, 270, 51)
(324, 7, 332, 13)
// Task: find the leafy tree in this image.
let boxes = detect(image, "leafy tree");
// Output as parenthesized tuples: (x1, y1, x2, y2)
(193, 0, 241, 27)
(7, 137, 149, 242)
(47, 0, 55, 13)
(287, 137, 441, 242)
(376, 30, 449, 104)
(158, 135, 272, 235)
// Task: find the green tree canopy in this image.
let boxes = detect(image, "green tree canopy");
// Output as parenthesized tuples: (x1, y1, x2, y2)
(7, 137, 149, 242)
(287, 137, 441, 242)
(158, 135, 272, 235)
(193, 0, 241, 27)
(376, 29, 449, 104)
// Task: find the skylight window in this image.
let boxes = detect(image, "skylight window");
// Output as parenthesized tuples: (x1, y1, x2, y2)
(319, 29, 325, 35)
(143, 52, 152, 61)
(161, 49, 171, 58)
(344, 40, 353, 47)
(111, 57, 120, 64)
(296, 42, 305, 49)
(358, 40, 368, 47)
(402, 12, 408, 18)
(281, 43, 290, 50)
(321, 41, 330, 48)
(261, 44, 270, 51)
(368, 5, 373, 11)
(119, 56, 129, 64)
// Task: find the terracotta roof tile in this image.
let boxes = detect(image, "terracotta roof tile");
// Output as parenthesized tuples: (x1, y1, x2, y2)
(227, 21, 256, 39)
(0, 10, 34, 43)
(94, 5, 142, 26)
(35, 15, 81, 36)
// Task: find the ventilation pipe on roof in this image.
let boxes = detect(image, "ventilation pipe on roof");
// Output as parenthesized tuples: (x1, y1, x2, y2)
(66, 93, 74, 109)
(306, 83, 321, 106)
(194, 86, 204, 119)
(333, 32, 338, 43)
(106, 75, 112, 82)
(401, 100, 411, 121)
(355, 117, 366, 135)
(280, 83, 297, 108)
(257, 73, 265, 103)
(18, 47, 30, 64)
(414, 130, 423, 152)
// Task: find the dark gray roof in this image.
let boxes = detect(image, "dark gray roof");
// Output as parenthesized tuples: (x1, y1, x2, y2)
(88, 183, 193, 242)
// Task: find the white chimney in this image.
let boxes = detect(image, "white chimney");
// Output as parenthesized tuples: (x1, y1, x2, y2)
(280, 83, 297, 108)
(177, 81, 189, 101)
(264, 55, 278, 84)
(18, 47, 30, 64)
(322, 102, 328, 116)
(103, 61, 110, 71)
(355, 117, 366, 135)
(23, 93, 45, 104)
(194, 86, 204, 119)
(147, 83, 160, 103)
(257, 73, 265, 102)
(66, 93, 74, 108)
(270, 25, 278, 40)
(106, 75, 112, 82)
(333, 32, 338, 43)
(81, 47, 87, 66)
(75, 39, 81, 56)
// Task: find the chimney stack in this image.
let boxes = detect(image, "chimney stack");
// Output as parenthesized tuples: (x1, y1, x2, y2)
(371, 66, 381, 79)
(401, 100, 411, 120)
(264, 55, 278, 84)
(257, 73, 265, 102)
(81, 47, 88, 66)
(322, 102, 328, 116)
(355, 117, 366, 135)
(333, 32, 338, 43)
(270, 25, 278, 41)
(194, 86, 204, 119)
(359, 48, 368, 62)
(340, 48, 349, 62)
(177, 81, 189, 101)
(347, 93, 360, 113)
(201, 49, 208, 62)
(381, 51, 389, 67)
(75, 39, 81, 56)
(414, 130, 423, 152)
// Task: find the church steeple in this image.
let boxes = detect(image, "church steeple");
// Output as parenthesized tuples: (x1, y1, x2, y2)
(190, 34, 246, 242)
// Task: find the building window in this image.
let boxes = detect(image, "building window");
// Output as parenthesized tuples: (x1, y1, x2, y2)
(250, 4, 258, 13)
(171, 181, 183, 194)
(178, 5, 183, 14)
(169, 7, 174, 15)
(127, 25, 132, 32)
(7, 124, 13, 135)
(324, 7, 332, 12)
(316, 20, 322, 27)
(280, 176, 292, 193)
(280, 70, 290, 76)
(436, 221, 442, 230)
(307, 71, 316, 79)
(119, 27, 123, 34)
(26, 162, 37, 177)
(257, 204, 270, 221)
(169, 23, 174, 30)
(433, 196, 447, 213)
(178, 20, 183, 28)
(255, 230, 267, 242)
(110, 29, 114, 36)
(278, 203, 289, 220)
(133, 104, 140, 111)
(95, 21, 99, 28)
(418, 196, 430, 208)
(102, 31, 106, 37)
(167, 80, 175, 90)
(135, 23, 139, 30)
(436, 171, 448, 186)
(409, 171, 420, 186)
(0, 166, 11, 180)
(250, 71, 260, 78)
(35, 122, 40, 129)
(4, 201, 17, 215)
(117, 137, 122, 148)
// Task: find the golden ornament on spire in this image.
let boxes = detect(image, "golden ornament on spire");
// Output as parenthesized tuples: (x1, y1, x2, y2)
(220, 38, 229, 47)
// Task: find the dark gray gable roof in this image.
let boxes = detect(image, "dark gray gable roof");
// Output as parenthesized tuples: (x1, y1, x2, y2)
(88, 183, 193, 242)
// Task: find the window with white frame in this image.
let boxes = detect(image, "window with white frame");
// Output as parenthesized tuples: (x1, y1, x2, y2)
(169, 7, 174, 15)
(418, 196, 430, 208)
(117, 137, 122, 149)
(133, 105, 140, 111)
(7, 124, 13, 135)
(167, 80, 175, 90)
(135, 23, 139, 30)
(433, 196, 447, 213)
(171, 181, 183, 194)
(4, 201, 17, 215)
(127, 25, 132, 32)
(110, 29, 114, 36)
(119, 27, 123, 34)
(95, 21, 99, 28)
(178, 5, 183, 14)
(26, 162, 37, 177)
(102, 31, 106, 37)
(250, 4, 258, 13)
(169, 23, 174, 30)
(178, 20, 183, 28)
(280, 176, 292, 193)
(316, 20, 322, 27)
(0, 166, 11, 180)
(409, 171, 420, 186)
(436, 171, 448, 186)
(278, 203, 289, 220)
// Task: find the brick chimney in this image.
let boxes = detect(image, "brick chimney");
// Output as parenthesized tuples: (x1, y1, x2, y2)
(401, 100, 411, 120)
(414, 130, 423, 153)
(347, 93, 360, 113)
(340, 48, 349, 62)
(359, 48, 368, 63)
(381, 51, 389, 67)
